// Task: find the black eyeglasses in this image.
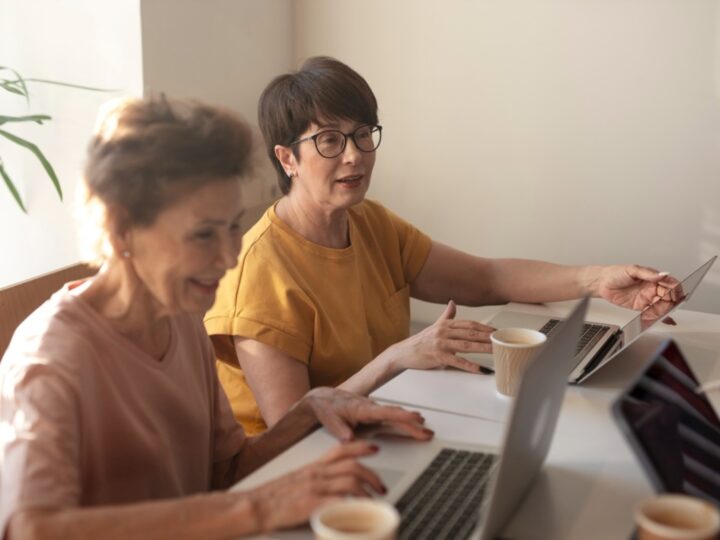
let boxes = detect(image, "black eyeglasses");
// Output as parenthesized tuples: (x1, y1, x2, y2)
(291, 124, 382, 159)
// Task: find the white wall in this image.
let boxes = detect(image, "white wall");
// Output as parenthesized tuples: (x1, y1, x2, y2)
(0, 0, 143, 287)
(293, 0, 720, 319)
(4, 0, 720, 321)
(140, 0, 292, 227)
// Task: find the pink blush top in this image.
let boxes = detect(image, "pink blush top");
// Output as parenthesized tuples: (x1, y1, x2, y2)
(0, 283, 246, 534)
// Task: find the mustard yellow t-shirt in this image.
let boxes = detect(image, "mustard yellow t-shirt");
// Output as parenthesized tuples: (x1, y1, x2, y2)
(204, 199, 432, 435)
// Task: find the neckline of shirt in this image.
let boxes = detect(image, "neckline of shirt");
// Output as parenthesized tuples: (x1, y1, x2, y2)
(63, 282, 180, 371)
(267, 201, 358, 260)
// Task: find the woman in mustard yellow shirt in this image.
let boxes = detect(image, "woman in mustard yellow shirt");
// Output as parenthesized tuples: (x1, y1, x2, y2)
(204, 57, 677, 435)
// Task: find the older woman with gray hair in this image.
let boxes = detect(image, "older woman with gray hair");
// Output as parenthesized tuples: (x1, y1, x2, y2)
(0, 95, 430, 539)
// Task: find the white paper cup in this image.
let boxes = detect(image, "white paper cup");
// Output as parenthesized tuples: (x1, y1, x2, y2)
(490, 328, 547, 397)
(635, 494, 720, 540)
(310, 499, 400, 540)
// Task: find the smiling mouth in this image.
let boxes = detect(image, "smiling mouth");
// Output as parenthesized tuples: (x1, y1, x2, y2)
(336, 174, 364, 185)
(189, 278, 220, 294)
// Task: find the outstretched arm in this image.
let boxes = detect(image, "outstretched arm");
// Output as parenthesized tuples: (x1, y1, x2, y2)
(411, 241, 674, 311)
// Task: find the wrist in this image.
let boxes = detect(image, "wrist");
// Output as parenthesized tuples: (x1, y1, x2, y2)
(579, 265, 603, 297)
(242, 490, 273, 534)
(296, 390, 322, 427)
(378, 343, 406, 375)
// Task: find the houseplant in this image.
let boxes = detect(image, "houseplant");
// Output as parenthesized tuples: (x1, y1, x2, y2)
(0, 66, 111, 213)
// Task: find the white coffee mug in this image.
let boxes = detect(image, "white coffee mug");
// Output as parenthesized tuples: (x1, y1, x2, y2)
(310, 499, 400, 540)
(635, 494, 720, 540)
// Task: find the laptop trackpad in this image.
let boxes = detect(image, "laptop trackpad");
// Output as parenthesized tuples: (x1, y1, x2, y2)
(372, 467, 406, 491)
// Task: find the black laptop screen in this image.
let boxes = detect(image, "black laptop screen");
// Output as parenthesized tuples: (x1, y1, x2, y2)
(614, 340, 720, 505)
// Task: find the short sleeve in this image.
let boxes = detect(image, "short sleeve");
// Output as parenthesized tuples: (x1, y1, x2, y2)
(202, 336, 246, 463)
(205, 236, 316, 365)
(381, 205, 433, 284)
(0, 361, 81, 534)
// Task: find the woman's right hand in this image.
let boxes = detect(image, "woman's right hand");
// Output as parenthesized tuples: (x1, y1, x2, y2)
(247, 440, 385, 532)
(383, 300, 494, 373)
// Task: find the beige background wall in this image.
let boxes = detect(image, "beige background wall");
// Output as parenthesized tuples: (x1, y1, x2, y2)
(294, 0, 720, 320)
(3, 0, 720, 320)
(140, 0, 292, 228)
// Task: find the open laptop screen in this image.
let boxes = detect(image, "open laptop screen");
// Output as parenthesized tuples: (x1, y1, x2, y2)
(613, 340, 720, 505)
(618, 256, 716, 351)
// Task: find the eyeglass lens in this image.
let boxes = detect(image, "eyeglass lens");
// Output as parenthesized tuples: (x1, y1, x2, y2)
(315, 126, 381, 158)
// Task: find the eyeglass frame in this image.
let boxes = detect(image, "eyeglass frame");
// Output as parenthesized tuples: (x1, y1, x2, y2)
(290, 124, 383, 159)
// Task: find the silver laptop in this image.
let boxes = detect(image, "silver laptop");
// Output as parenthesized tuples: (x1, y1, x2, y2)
(356, 296, 589, 540)
(487, 257, 716, 385)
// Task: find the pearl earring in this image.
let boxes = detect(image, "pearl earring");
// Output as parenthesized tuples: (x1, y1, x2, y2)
(122, 250, 131, 259)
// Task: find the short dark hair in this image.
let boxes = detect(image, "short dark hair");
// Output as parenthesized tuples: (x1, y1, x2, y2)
(84, 95, 253, 226)
(258, 56, 379, 194)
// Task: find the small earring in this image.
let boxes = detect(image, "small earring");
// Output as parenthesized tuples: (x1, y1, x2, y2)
(286, 171, 294, 178)
(122, 250, 131, 259)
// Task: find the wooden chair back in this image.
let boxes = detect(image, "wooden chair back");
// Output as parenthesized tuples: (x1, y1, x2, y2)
(0, 263, 96, 359)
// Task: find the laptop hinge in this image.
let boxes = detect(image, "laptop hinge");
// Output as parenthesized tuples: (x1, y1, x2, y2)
(570, 330, 622, 383)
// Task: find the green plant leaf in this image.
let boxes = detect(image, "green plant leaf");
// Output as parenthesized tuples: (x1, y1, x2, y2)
(0, 161, 28, 213)
(0, 81, 28, 97)
(0, 114, 51, 126)
(0, 66, 30, 102)
(0, 129, 63, 201)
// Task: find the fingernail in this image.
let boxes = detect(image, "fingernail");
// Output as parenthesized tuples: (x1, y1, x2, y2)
(370, 444, 380, 453)
(381, 484, 388, 494)
(658, 271, 669, 276)
(423, 428, 434, 436)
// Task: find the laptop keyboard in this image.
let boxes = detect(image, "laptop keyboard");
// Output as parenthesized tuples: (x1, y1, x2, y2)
(539, 319, 608, 355)
(396, 448, 498, 540)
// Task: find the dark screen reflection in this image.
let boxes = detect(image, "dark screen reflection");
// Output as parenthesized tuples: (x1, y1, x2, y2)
(617, 341, 720, 505)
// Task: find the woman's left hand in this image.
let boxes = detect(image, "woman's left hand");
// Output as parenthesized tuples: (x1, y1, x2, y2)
(591, 264, 683, 324)
(302, 387, 433, 443)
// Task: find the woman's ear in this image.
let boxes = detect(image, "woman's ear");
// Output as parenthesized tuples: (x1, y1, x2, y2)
(274, 144, 297, 178)
(105, 204, 133, 259)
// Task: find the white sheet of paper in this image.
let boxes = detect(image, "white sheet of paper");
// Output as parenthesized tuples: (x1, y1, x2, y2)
(370, 368, 513, 423)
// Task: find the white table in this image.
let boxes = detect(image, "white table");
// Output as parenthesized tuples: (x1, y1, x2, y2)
(232, 301, 720, 539)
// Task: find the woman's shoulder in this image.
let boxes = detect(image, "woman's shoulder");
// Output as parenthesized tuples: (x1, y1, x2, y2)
(1, 288, 97, 386)
(241, 204, 275, 242)
(350, 198, 388, 218)
(238, 203, 294, 263)
(349, 199, 405, 236)
(12, 287, 91, 347)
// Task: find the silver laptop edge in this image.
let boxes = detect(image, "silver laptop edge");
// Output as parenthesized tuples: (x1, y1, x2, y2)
(487, 256, 716, 385)
(377, 297, 588, 540)
(472, 296, 588, 540)
(574, 255, 716, 383)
